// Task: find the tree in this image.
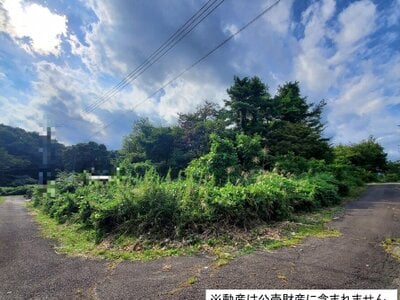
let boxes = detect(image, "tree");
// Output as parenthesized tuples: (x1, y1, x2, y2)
(334, 137, 387, 173)
(62, 142, 111, 174)
(272, 81, 310, 123)
(177, 101, 225, 160)
(120, 118, 177, 176)
(265, 121, 332, 161)
(384, 161, 400, 181)
(0, 124, 66, 185)
(265, 81, 332, 161)
(0, 147, 32, 186)
(225, 76, 272, 134)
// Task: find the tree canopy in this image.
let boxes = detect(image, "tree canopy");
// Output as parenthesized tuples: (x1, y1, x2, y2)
(0, 124, 113, 186)
(1, 76, 391, 186)
(119, 77, 337, 181)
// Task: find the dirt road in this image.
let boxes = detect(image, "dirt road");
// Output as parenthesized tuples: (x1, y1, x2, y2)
(1, 184, 399, 299)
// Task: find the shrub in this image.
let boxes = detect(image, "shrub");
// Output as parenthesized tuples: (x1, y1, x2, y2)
(0, 185, 35, 197)
(186, 134, 239, 185)
(32, 167, 348, 241)
(118, 159, 154, 178)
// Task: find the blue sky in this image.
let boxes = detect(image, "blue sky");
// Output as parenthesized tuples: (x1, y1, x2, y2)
(0, 0, 399, 158)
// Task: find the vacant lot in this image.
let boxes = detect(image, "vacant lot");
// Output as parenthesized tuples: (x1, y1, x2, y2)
(0, 184, 399, 299)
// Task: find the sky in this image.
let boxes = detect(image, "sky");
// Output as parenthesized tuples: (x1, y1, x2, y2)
(0, 0, 399, 158)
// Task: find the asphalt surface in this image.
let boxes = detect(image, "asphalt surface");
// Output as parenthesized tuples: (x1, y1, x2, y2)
(1, 184, 400, 299)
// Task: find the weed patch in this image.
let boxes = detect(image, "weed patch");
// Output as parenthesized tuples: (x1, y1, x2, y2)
(382, 238, 400, 261)
(29, 202, 342, 263)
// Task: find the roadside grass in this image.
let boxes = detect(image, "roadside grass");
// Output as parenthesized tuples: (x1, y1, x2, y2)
(382, 238, 400, 261)
(30, 207, 201, 261)
(0, 196, 5, 205)
(0, 185, 35, 197)
(28, 202, 344, 264)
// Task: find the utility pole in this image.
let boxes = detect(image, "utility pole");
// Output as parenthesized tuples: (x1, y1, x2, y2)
(39, 125, 53, 185)
(398, 125, 400, 155)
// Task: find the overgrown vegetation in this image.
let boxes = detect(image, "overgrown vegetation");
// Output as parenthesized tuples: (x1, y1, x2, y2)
(30, 202, 344, 262)
(30, 77, 395, 260)
(32, 169, 343, 240)
(0, 185, 35, 197)
(379, 161, 400, 182)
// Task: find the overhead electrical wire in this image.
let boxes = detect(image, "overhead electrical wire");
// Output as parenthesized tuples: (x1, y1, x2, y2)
(83, 0, 225, 114)
(88, 0, 282, 139)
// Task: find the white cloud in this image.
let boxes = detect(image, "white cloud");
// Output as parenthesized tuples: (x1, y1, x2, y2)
(387, 0, 400, 26)
(263, 0, 294, 34)
(223, 23, 239, 38)
(330, 0, 377, 65)
(156, 76, 226, 123)
(1, 0, 67, 55)
(294, 0, 337, 93)
(0, 95, 42, 133)
(293, 0, 378, 94)
(327, 53, 400, 158)
(336, 0, 376, 45)
(330, 72, 382, 116)
(31, 61, 104, 123)
(291, 0, 400, 159)
(99, 83, 156, 116)
(67, 1, 127, 76)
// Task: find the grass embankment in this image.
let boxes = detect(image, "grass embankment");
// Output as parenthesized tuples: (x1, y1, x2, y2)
(0, 185, 35, 197)
(29, 170, 366, 263)
(0, 196, 5, 205)
(30, 203, 343, 264)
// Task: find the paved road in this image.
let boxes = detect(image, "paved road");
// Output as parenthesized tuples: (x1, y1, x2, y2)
(1, 184, 399, 299)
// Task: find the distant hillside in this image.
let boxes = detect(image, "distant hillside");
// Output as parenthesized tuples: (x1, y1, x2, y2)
(0, 124, 113, 186)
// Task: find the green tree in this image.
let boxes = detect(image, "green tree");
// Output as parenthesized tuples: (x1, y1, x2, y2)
(273, 81, 310, 123)
(62, 142, 111, 174)
(225, 76, 272, 134)
(265, 121, 332, 161)
(334, 137, 387, 173)
(265, 81, 332, 161)
(0, 124, 66, 185)
(0, 147, 32, 186)
(120, 118, 177, 176)
(176, 101, 226, 163)
(384, 161, 400, 181)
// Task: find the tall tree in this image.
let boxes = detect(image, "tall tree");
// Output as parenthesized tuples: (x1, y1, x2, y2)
(62, 142, 111, 174)
(120, 118, 177, 176)
(225, 76, 271, 134)
(177, 101, 225, 159)
(272, 81, 310, 123)
(265, 81, 332, 161)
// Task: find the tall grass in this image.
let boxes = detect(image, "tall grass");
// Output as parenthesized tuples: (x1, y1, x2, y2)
(32, 168, 346, 241)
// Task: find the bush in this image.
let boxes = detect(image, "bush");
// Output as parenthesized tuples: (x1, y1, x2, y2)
(32, 167, 349, 241)
(118, 159, 154, 178)
(186, 134, 239, 185)
(0, 185, 35, 197)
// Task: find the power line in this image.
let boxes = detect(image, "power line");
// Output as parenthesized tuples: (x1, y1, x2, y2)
(89, 0, 282, 140)
(83, 0, 225, 115)
(46, 0, 224, 134)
